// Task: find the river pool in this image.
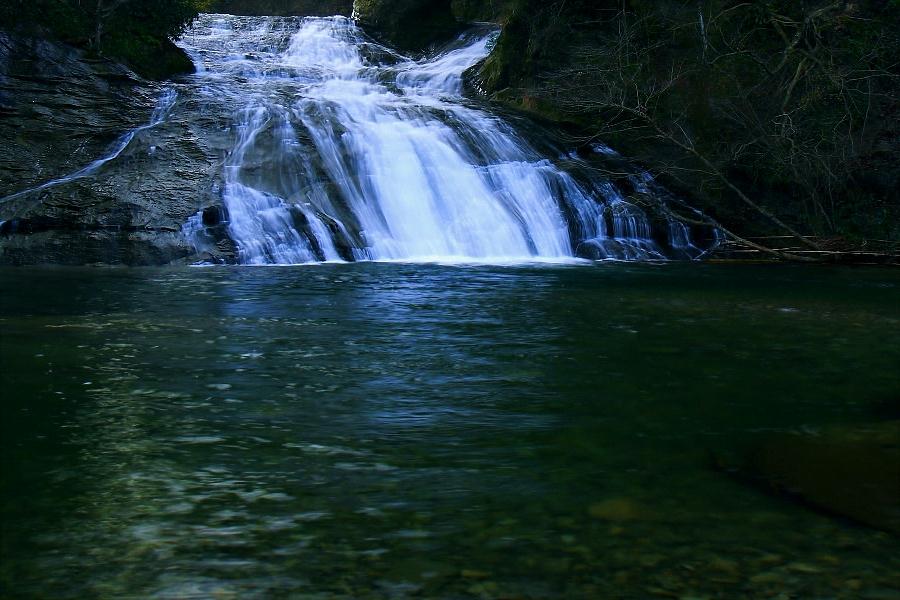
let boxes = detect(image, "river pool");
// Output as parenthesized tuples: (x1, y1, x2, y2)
(1, 263, 898, 598)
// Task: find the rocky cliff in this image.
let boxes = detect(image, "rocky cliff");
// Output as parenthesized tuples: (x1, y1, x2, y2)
(0, 32, 221, 265)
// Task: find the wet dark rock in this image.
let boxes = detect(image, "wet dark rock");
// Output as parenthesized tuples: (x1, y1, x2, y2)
(286, 205, 329, 261)
(202, 205, 229, 227)
(0, 229, 192, 266)
(0, 30, 222, 265)
(185, 207, 239, 265)
(316, 211, 356, 261)
(187, 226, 239, 265)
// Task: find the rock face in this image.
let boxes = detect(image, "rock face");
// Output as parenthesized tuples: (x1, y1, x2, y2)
(353, 0, 460, 51)
(209, 0, 353, 16)
(0, 31, 220, 265)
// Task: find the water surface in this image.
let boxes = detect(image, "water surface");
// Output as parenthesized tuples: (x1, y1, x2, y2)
(1, 264, 898, 598)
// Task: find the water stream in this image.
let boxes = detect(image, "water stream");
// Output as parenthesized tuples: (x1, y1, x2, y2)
(180, 15, 711, 264)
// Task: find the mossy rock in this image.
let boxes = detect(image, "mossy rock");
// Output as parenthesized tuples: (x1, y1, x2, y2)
(353, 0, 461, 51)
(449, 0, 516, 22)
(209, 0, 353, 16)
(104, 36, 194, 81)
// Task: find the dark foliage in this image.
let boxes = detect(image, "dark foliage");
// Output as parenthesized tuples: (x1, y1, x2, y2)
(0, 0, 210, 78)
(208, 0, 352, 16)
(475, 0, 900, 247)
(354, 0, 461, 51)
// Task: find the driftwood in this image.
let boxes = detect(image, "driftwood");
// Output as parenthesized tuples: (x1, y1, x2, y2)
(716, 236, 900, 264)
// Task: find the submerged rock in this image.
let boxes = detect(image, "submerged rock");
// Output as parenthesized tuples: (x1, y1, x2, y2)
(588, 498, 646, 522)
(721, 422, 900, 535)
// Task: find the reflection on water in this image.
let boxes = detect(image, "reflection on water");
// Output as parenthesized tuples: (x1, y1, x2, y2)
(1, 264, 899, 598)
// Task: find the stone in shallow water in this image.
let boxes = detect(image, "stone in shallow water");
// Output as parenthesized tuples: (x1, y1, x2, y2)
(460, 569, 489, 580)
(707, 557, 739, 576)
(588, 498, 645, 521)
(727, 421, 900, 535)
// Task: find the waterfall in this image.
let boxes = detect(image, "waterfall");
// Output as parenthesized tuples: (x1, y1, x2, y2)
(181, 15, 712, 264)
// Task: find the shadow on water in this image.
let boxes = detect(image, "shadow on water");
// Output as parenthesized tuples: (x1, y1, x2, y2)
(1, 263, 899, 598)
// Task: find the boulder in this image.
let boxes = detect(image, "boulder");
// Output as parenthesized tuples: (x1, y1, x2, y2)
(353, 0, 460, 51)
(720, 422, 900, 535)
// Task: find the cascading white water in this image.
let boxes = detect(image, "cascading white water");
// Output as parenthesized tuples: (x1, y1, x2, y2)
(180, 15, 703, 264)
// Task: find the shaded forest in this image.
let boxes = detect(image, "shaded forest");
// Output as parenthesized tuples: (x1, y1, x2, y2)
(470, 0, 899, 257)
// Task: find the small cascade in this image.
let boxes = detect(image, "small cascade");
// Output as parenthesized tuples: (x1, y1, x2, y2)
(180, 15, 715, 264)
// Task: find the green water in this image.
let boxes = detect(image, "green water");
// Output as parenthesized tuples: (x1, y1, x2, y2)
(1, 263, 898, 599)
